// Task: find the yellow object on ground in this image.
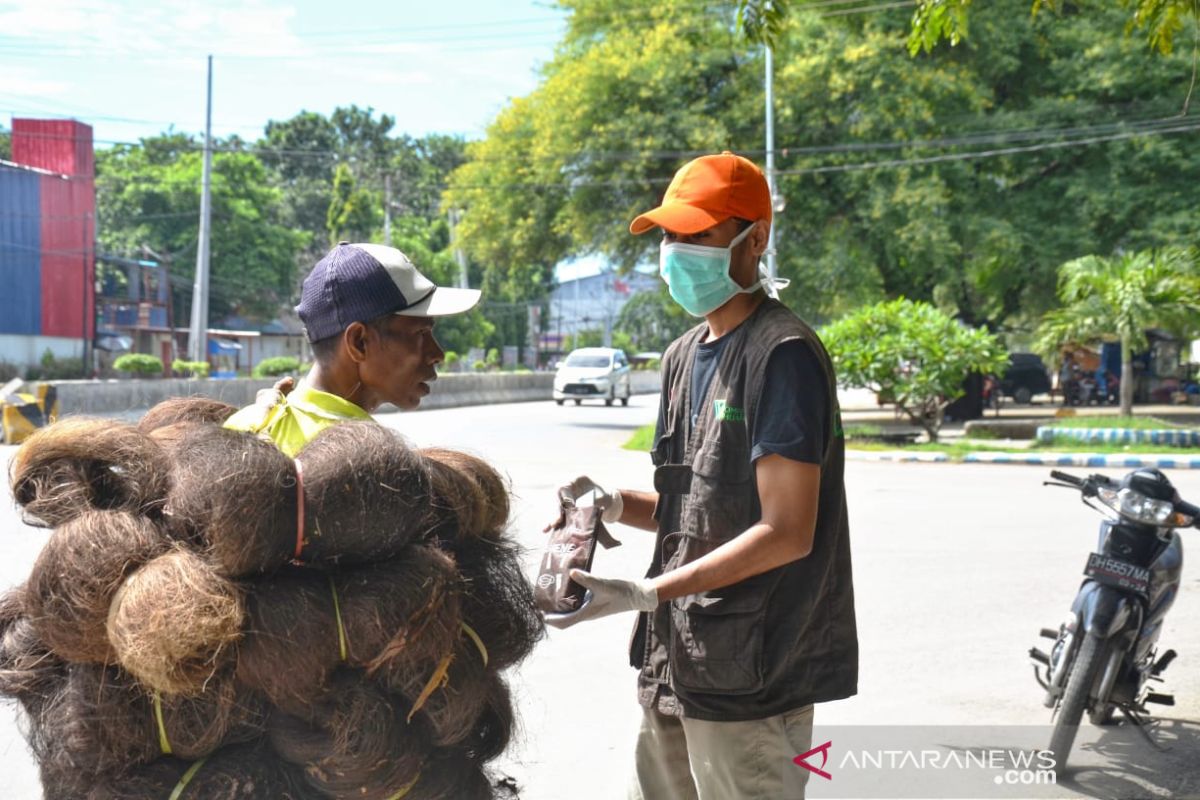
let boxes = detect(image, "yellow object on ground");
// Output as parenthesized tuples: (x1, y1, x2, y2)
(1, 384, 58, 445)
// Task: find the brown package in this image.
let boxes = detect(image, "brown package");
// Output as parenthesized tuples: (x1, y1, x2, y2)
(535, 503, 621, 615)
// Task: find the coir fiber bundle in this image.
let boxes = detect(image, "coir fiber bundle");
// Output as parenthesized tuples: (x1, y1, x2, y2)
(296, 422, 445, 564)
(268, 673, 431, 800)
(43, 742, 312, 800)
(403, 749, 496, 800)
(377, 636, 492, 749)
(137, 396, 238, 434)
(236, 565, 340, 714)
(164, 426, 299, 576)
(339, 545, 463, 675)
(421, 448, 510, 540)
(30, 663, 265, 796)
(0, 588, 66, 715)
(9, 418, 170, 527)
(25, 510, 169, 663)
(108, 549, 244, 695)
(451, 536, 544, 673)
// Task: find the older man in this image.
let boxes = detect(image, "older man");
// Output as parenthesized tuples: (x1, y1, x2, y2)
(224, 241, 479, 454)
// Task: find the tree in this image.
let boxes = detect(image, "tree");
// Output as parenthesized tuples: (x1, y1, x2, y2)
(1033, 249, 1200, 416)
(614, 285, 695, 352)
(326, 163, 379, 245)
(447, 0, 1200, 335)
(821, 299, 1007, 441)
(0, 125, 10, 161)
(96, 134, 308, 322)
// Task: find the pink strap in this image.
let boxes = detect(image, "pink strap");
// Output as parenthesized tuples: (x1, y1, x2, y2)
(293, 459, 306, 560)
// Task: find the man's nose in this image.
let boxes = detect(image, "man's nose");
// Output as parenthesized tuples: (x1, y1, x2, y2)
(428, 336, 445, 365)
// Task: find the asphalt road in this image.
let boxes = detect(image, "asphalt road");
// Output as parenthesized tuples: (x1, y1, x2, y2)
(1, 396, 1198, 799)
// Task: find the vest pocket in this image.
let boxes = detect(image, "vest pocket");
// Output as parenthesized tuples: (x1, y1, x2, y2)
(668, 564, 772, 695)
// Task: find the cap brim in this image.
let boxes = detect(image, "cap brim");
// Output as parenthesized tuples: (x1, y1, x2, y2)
(395, 286, 481, 317)
(629, 202, 725, 235)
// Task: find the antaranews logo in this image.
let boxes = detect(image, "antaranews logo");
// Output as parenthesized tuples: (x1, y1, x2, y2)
(794, 741, 834, 781)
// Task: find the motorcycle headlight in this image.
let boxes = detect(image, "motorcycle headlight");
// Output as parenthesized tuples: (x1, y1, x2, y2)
(1097, 486, 1180, 526)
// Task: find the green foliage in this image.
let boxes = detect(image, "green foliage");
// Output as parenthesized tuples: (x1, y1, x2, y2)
(623, 423, 656, 452)
(171, 359, 210, 378)
(444, 351, 460, 369)
(327, 163, 380, 245)
(485, 348, 500, 367)
(821, 299, 1007, 441)
(913, 0, 1200, 56)
(0, 125, 10, 161)
(737, 0, 789, 47)
(96, 134, 308, 322)
(252, 356, 302, 378)
(1034, 248, 1200, 414)
(31, 350, 86, 380)
(0, 360, 19, 382)
(113, 353, 165, 376)
(472, 360, 487, 372)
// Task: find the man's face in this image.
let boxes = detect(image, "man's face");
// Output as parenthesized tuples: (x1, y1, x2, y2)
(358, 314, 445, 411)
(661, 217, 767, 288)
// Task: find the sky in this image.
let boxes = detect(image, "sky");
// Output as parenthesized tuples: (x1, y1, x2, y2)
(0, 0, 567, 147)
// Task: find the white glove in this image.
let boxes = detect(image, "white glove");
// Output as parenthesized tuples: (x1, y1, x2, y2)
(558, 475, 624, 523)
(544, 570, 658, 630)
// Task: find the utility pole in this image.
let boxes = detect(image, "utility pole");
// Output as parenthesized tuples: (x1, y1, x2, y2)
(764, 42, 778, 282)
(448, 208, 469, 289)
(383, 174, 392, 245)
(188, 55, 214, 363)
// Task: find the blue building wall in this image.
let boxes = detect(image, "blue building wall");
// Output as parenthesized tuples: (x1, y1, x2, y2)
(0, 166, 42, 335)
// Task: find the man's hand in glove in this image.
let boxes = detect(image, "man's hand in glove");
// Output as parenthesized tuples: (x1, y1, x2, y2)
(544, 570, 658, 630)
(543, 475, 624, 532)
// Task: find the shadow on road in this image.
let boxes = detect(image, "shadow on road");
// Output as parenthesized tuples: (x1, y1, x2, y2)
(564, 421, 646, 432)
(1058, 717, 1200, 799)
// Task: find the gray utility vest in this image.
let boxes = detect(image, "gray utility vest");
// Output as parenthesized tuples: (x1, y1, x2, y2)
(630, 298, 858, 722)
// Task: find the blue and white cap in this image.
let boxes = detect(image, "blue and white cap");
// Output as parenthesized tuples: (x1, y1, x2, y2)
(297, 242, 481, 342)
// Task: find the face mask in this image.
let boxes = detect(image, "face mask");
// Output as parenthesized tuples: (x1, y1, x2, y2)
(659, 224, 760, 317)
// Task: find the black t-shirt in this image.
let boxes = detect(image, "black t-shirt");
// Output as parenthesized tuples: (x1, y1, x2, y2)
(655, 337, 828, 465)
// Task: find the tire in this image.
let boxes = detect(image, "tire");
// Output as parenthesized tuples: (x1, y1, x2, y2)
(1049, 631, 1106, 769)
(1014, 386, 1032, 405)
(574, 399, 582, 406)
(1089, 703, 1116, 726)
(621, 397, 629, 407)
(605, 387, 614, 407)
(555, 399, 564, 406)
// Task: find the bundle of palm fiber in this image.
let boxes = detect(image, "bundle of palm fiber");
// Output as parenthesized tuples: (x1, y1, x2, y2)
(25, 510, 169, 663)
(295, 422, 449, 564)
(163, 425, 300, 577)
(107, 548, 245, 695)
(28, 663, 264, 796)
(377, 637, 494, 749)
(421, 447, 511, 539)
(137, 396, 238, 434)
(0, 587, 66, 716)
(450, 536, 545, 672)
(41, 742, 312, 800)
(267, 674, 432, 800)
(9, 418, 170, 527)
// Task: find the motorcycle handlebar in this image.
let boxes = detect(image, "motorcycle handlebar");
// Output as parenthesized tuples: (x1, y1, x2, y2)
(1049, 470, 1085, 486)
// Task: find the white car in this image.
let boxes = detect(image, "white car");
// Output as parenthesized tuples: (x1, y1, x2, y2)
(554, 347, 632, 406)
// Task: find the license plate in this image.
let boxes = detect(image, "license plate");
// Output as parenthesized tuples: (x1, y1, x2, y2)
(1084, 552, 1150, 596)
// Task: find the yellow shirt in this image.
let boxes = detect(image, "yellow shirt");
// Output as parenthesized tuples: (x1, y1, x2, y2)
(223, 380, 372, 457)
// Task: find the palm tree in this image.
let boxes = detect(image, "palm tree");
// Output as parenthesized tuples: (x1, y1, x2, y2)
(1035, 249, 1200, 417)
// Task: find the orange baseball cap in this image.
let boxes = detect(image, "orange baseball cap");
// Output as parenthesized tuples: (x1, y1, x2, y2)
(629, 151, 772, 235)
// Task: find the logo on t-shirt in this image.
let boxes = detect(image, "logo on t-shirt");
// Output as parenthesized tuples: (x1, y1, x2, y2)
(713, 399, 745, 423)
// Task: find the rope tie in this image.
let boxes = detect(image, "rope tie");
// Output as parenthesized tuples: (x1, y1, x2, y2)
(406, 651, 454, 723)
(460, 622, 488, 668)
(167, 757, 208, 800)
(292, 459, 306, 560)
(152, 692, 172, 755)
(329, 576, 348, 662)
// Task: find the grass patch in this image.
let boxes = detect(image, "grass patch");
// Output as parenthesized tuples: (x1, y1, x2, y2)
(624, 423, 656, 452)
(1045, 416, 1186, 430)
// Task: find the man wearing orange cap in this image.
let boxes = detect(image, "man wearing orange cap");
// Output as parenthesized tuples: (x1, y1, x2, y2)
(547, 152, 857, 799)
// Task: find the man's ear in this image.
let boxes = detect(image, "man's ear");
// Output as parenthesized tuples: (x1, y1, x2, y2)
(748, 219, 770, 258)
(343, 322, 370, 364)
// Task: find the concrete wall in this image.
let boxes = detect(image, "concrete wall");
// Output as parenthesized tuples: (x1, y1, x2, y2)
(0, 335, 84, 368)
(34, 369, 663, 417)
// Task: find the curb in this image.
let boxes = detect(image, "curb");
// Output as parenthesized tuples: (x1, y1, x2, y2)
(1036, 426, 1200, 446)
(846, 450, 1200, 469)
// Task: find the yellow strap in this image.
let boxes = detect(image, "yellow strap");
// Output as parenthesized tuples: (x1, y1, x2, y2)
(329, 577, 348, 662)
(460, 622, 489, 668)
(153, 692, 172, 755)
(167, 757, 208, 800)
(406, 652, 453, 723)
(385, 772, 421, 800)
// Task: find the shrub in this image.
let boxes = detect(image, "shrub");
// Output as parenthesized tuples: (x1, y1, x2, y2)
(472, 360, 487, 372)
(171, 359, 210, 378)
(113, 354, 165, 377)
(33, 349, 86, 380)
(0, 360, 19, 383)
(252, 356, 301, 378)
(444, 351, 459, 371)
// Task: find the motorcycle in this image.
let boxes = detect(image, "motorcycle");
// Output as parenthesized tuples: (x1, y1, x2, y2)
(1030, 468, 1200, 768)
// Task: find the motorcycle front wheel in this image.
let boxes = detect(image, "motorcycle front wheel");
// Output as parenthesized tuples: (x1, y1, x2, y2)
(1049, 631, 1106, 768)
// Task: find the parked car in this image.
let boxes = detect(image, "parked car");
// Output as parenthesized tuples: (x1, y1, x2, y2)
(999, 352, 1052, 405)
(553, 347, 632, 406)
